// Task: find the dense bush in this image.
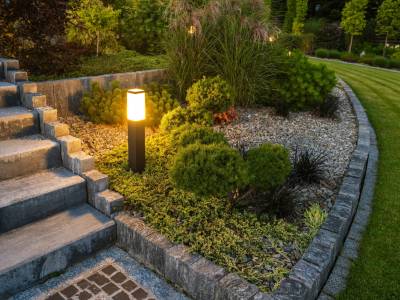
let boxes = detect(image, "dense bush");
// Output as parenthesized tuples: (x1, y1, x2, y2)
(388, 59, 400, 69)
(278, 33, 303, 50)
(81, 80, 126, 124)
(171, 125, 228, 149)
(159, 106, 213, 132)
(145, 83, 179, 127)
(170, 143, 247, 196)
(371, 56, 389, 68)
(186, 76, 234, 114)
(317, 94, 339, 118)
(340, 52, 359, 62)
(276, 52, 337, 111)
(328, 49, 342, 59)
(165, 0, 285, 105)
(246, 144, 292, 193)
(111, 0, 167, 54)
(315, 48, 329, 58)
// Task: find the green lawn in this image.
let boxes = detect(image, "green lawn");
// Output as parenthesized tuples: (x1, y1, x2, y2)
(30, 50, 167, 81)
(311, 59, 400, 299)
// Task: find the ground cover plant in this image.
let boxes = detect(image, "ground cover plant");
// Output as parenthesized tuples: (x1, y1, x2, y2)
(98, 130, 323, 291)
(311, 58, 400, 299)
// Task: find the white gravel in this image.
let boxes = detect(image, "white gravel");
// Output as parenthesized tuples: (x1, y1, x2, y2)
(215, 86, 358, 211)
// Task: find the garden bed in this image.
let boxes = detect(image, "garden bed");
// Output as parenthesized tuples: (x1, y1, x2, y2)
(64, 84, 357, 292)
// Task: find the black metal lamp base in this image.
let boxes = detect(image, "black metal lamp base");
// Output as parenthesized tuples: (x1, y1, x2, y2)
(128, 120, 145, 173)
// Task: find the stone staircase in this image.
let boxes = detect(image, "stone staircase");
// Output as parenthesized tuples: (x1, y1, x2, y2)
(0, 58, 123, 298)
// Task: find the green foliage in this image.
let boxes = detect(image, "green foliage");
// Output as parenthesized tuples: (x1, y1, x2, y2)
(304, 203, 327, 237)
(165, 0, 285, 105)
(376, 0, 400, 39)
(30, 50, 167, 81)
(315, 48, 329, 58)
(328, 49, 342, 59)
(292, 0, 308, 34)
(283, 0, 296, 32)
(186, 76, 234, 113)
(276, 52, 337, 110)
(246, 144, 292, 192)
(145, 83, 179, 127)
(340, 0, 368, 52)
(371, 56, 390, 68)
(278, 33, 303, 50)
(171, 125, 228, 149)
(159, 106, 213, 132)
(81, 80, 126, 124)
(66, 0, 120, 56)
(170, 143, 247, 197)
(112, 0, 168, 54)
(98, 135, 309, 291)
(340, 51, 360, 62)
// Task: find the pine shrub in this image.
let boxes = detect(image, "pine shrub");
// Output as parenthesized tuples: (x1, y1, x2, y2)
(170, 143, 247, 196)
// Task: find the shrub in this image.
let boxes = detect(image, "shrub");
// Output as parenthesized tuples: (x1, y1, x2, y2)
(171, 125, 228, 149)
(328, 49, 342, 59)
(278, 33, 303, 50)
(145, 83, 179, 127)
(372, 56, 389, 68)
(304, 203, 327, 237)
(340, 52, 359, 62)
(246, 144, 292, 192)
(292, 148, 327, 184)
(318, 94, 339, 118)
(81, 80, 126, 124)
(170, 143, 247, 196)
(186, 76, 234, 114)
(388, 59, 400, 69)
(159, 106, 213, 132)
(276, 52, 337, 111)
(112, 0, 167, 54)
(315, 48, 329, 58)
(359, 55, 375, 65)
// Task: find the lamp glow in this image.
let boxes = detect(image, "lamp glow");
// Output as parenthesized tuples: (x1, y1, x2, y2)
(127, 89, 146, 121)
(188, 25, 196, 35)
(127, 88, 146, 173)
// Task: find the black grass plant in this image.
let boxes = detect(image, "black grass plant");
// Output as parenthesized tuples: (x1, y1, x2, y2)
(292, 147, 327, 184)
(317, 94, 339, 118)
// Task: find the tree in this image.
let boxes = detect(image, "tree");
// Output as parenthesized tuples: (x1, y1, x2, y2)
(376, 0, 400, 56)
(293, 0, 308, 34)
(340, 0, 369, 53)
(283, 0, 297, 32)
(66, 0, 120, 56)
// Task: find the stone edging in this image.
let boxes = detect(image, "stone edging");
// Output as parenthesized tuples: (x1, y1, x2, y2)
(115, 80, 377, 300)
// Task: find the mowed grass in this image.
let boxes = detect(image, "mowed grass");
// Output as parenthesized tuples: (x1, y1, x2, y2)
(30, 50, 167, 81)
(311, 59, 400, 299)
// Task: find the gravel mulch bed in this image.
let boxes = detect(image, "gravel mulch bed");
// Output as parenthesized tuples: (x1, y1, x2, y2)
(215, 86, 357, 211)
(61, 85, 357, 213)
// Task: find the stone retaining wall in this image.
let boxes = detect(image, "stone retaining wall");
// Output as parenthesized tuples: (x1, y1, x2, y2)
(115, 79, 377, 300)
(18, 69, 166, 117)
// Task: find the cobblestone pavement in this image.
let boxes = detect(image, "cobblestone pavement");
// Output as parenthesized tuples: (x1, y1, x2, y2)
(12, 247, 189, 300)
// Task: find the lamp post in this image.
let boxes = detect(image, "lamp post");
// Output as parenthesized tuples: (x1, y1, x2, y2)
(127, 89, 146, 173)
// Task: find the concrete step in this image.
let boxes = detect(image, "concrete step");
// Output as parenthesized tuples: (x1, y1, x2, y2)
(0, 82, 19, 107)
(0, 106, 39, 140)
(0, 134, 61, 180)
(0, 204, 116, 298)
(22, 92, 47, 109)
(0, 167, 87, 233)
(6, 70, 28, 83)
(0, 58, 19, 78)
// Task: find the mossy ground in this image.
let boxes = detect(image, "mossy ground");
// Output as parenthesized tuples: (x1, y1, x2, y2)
(97, 133, 315, 292)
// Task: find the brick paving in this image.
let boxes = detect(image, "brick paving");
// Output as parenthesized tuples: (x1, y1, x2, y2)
(45, 264, 156, 300)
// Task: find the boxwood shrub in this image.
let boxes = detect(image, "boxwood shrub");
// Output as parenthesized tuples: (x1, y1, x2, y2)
(159, 106, 213, 132)
(276, 52, 337, 111)
(170, 143, 247, 197)
(315, 48, 329, 58)
(246, 144, 292, 192)
(171, 125, 228, 149)
(186, 76, 234, 113)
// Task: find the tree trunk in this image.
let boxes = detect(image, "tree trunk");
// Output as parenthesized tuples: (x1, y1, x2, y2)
(383, 32, 388, 57)
(348, 35, 353, 53)
(96, 32, 100, 57)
